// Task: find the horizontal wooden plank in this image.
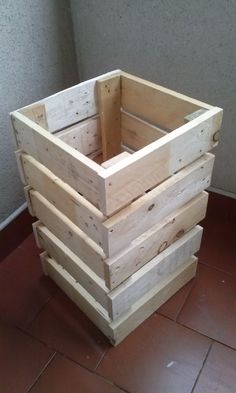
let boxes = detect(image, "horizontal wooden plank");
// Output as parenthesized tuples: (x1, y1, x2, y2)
(121, 110, 167, 150)
(11, 112, 102, 207)
(27, 189, 105, 278)
(42, 251, 197, 345)
(18, 70, 121, 132)
(97, 75, 121, 160)
(111, 256, 197, 345)
(99, 107, 222, 215)
(108, 226, 202, 320)
(102, 154, 214, 256)
(56, 115, 101, 155)
(105, 192, 208, 289)
(41, 254, 113, 339)
(102, 151, 131, 168)
(20, 153, 105, 245)
(36, 224, 108, 309)
(121, 72, 213, 130)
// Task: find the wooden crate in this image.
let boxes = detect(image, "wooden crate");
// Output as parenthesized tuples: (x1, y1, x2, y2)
(10, 70, 223, 344)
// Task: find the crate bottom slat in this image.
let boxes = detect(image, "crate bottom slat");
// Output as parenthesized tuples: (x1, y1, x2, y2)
(41, 253, 197, 346)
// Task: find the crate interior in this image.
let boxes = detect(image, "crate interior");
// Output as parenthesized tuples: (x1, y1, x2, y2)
(19, 73, 209, 169)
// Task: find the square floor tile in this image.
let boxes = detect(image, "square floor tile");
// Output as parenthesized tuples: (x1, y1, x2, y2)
(178, 264, 236, 348)
(0, 245, 57, 329)
(199, 215, 236, 276)
(158, 278, 195, 321)
(0, 319, 54, 393)
(30, 353, 125, 393)
(193, 342, 236, 393)
(27, 290, 110, 370)
(97, 314, 211, 393)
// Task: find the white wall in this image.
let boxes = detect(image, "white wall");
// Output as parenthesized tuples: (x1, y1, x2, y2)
(71, 0, 236, 196)
(0, 0, 78, 225)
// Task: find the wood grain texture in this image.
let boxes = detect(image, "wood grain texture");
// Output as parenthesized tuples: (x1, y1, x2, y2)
(102, 154, 214, 256)
(97, 75, 121, 160)
(108, 226, 202, 320)
(104, 192, 208, 289)
(20, 153, 105, 245)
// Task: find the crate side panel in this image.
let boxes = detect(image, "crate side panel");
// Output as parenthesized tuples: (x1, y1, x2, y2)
(108, 226, 202, 320)
(28, 189, 105, 278)
(103, 154, 214, 256)
(111, 256, 197, 346)
(105, 192, 208, 289)
(11, 112, 101, 207)
(36, 224, 108, 309)
(21, 153, 105, 245)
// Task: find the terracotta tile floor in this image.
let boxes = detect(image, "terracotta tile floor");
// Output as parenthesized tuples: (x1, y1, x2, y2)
(0, 192, 236, 393)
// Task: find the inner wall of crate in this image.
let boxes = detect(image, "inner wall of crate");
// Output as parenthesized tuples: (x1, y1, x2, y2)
(20, 76, 209, 168)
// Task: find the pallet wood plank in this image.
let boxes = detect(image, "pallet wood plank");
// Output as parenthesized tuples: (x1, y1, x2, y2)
(105, 192, 208, 289)
(41, 254, 113, 339)
(108, 226, 202, 320)
(99, 107, 222, 215)
(102, 153, 214, 256)
(11, 112, 102, 207)
(27, 189, 105, 278)
(97, 75, 121, 160)
(36, 224, 109, 309)
(18, 70, 121, 132)
(121, 110, 168, 150)
(102, 151, 131, 168)
(111, 256, 197, 345)
(56, 115, 101, 155)
(121, 72, 213, 130)
(20, 153, 105, 245)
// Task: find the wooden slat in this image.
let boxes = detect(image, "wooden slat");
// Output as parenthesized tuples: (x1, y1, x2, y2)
(104, 192, 208, 289)
(21, 104, 48, 129)
(18, 70, 121, 132)
(97, 75, 121, 160)
(108, 226, 202, 320)
(102, 151, 131, 168)
(27, 189, 105, 278)
(102, 153, 214, 256)
(36, 224, 109, 309)
(20, 153, 105, 245)
(11, 112, 101, 207)
(42, 251, 197, 345)
(56, 116, 101, 155)
(99, 107, 222, 215)
(121, 72, 212, 130)
(111, 256, 197, 345)
(41, 254, 113, 339)
(121, 111, 167, 150)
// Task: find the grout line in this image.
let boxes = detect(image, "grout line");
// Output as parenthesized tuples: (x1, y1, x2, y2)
(198, 260, 236, 278)
(26, 351, 57, 392)
(191, 340, 213, 393)
(94, 346, 110, 370)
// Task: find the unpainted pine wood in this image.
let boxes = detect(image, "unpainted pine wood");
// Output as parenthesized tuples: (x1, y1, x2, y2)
(99, 107, 222, 215)
(18, 70, 121, 132)
(42, 251, 197, 345)
(20, 152, 105, 245)
(21, 104, 48, 130)
(97, 75, 121, 160)
(121, 72, 213, 130)
(56, 115, 101, 155)
(111, 256, 197, 345)
(102, 153, 214, 256)
(108, 226, 202, 320)
(101, 151, 131, 168)
(104, 192, 208, 289)
(184, 109, 208, 123)
(11, 111, 101, 207)
(41, 254, 113, 339)
(121, 111, 168, 150)
(27, 188, 105, 278)
(36, 224, 109, 309)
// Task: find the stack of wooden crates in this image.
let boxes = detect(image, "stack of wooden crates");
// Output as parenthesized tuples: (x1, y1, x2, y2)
(11, 70, 223, 345)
